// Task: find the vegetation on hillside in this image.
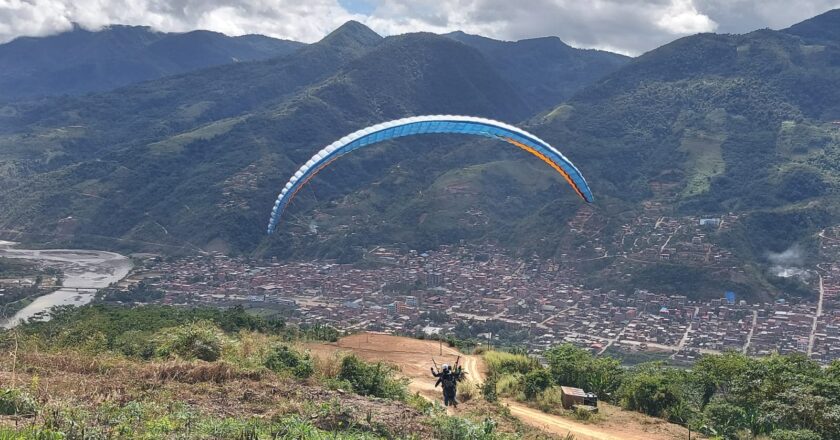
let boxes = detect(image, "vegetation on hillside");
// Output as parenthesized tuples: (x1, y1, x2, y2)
(2, 13, 840, 298)
(445, 31, 629, 111)
(482, 345, 840, 440)
(0, 305, 546, 439)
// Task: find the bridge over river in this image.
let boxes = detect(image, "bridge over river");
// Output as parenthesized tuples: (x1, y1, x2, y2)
(0, 241, 132, 328)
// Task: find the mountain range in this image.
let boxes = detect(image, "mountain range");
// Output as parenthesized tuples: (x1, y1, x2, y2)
(0, 24, 303, 101)
(1, 11, 839, 300)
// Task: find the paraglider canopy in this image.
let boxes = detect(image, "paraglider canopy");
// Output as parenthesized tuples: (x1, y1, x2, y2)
(267, 115, 593, 233)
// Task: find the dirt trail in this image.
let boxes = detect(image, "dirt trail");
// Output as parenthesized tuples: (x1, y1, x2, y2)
(309, 333, 694, 440)
(307, 332, 472, 400)
(507, 403, 630, 440)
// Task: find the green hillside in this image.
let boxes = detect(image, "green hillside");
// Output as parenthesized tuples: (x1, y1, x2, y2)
(296, 12, 840, 298)
(446, 31, 630, 111)
(0, 23, 534, 256)
(2, 12, 840, 299)
(0, 305, 544, 439)
(3, 305, 838, 439)
(537, 19, 840, 256)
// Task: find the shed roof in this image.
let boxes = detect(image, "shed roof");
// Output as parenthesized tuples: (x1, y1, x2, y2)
(560, 386, 586, 397)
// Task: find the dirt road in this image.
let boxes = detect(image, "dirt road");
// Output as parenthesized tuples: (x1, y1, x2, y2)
(505, 401, 694, 440)
(507, 404, 630, 440)
(307, 332, 474, 399)
(309, 333, 693, 440)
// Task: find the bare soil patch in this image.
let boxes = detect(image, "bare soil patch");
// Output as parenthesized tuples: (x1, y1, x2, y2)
(309, 333, 699, 440)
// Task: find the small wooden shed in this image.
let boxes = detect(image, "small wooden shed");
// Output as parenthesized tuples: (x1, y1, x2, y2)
(560, 386, 586, 409)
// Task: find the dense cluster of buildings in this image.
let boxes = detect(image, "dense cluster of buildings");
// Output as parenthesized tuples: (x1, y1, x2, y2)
(115, 216, 840, 365)
(811, 226, 840, 363)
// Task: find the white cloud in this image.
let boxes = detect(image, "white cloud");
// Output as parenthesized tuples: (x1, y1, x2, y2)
(656, 0, 716, 34)
(694, 0, 840, 33)
(0, 0, 365, 43)
(360, 0, 722, 55)
(0, 0, 838, 54)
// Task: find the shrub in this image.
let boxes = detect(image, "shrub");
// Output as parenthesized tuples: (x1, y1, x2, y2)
(406, 392, 437, 415)
(495, 373, 524, 398)
(523, 368, 553, 400)
(114, 330, 156, 359)
(0, 388, 38, 416)
(573, 406, 594, 421)
(337, 355, 407, 400)
(483, 351, 540, 375)
(769, 429, 823, 440)
(313, 351, 344, 379)
(433, 416, 509, 440)
(545, 344, 623, 401)
(457, 380, 478, 403)
(535, 387, 563, 413)
(154, 321, 224, 361)
(481, 375, 498, 403)
(616, 363, 693, 418)
(264, 345, 314, 379)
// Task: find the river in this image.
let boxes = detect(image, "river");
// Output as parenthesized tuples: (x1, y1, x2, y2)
(0, 240, 132, 328)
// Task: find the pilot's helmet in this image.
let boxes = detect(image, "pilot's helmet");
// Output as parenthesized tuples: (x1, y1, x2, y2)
(442, 363, 450, 371)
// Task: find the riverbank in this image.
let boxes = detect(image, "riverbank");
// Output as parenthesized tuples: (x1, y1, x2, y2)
(0, 241, 132, 328)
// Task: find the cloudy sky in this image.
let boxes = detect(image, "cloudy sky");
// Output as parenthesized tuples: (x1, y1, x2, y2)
(1, 0, 838, 55)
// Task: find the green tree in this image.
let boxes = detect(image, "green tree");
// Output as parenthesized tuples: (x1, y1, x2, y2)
(544, 344, 592, 389)
(617, 363, 695, 419)
(523, 369, 552, 400)
(704, 400, 748, 439)
(587, 357, 624, 400)
(693, 351, 754, 406)
(482, 373, 499, 403)
(544, 344, 623, 400)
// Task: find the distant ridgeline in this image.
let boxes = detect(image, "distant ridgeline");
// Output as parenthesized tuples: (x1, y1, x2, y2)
(0, 24, 304, 100)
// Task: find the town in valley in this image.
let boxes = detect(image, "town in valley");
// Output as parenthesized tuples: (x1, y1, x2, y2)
(91, 208, 840, 365)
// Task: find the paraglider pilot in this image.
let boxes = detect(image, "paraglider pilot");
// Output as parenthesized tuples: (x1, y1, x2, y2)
(431, 362, 465, 407)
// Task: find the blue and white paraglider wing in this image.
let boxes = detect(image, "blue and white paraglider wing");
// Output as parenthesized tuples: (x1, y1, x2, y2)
(267, 115, 593, 234)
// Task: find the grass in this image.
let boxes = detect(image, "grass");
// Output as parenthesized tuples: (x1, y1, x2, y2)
(147, 116, 247, 154)
(0, 340, 431, 439)
(140, 359, 264, 383)
(542, 104, 574, 122)
(432, 415, 515, 440)
(0, 318, 456, 439)
(678, 130, 726, 197)
(483, 350, 540, 375)
(0, 402, 390, 439)
(457, 380, 479, 403)
(0, 309, 561, 439)
(495, 373, 524, 398)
